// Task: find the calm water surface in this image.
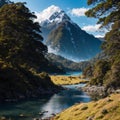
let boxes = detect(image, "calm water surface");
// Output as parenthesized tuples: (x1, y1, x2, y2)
(58, 71, 82, 76)
(0, 72, 91, 120)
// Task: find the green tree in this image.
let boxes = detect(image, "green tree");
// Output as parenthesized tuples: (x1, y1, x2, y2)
(86, 0, 120, 56)
(0, 0, 11, 7)
(0, 3, 62, 102)
(85, 0, 120, 88)
(83, 65, 93, 78)
(0, 2, 47, 63)
(86, 0, 119, 24)
(90, 60, 110, 85)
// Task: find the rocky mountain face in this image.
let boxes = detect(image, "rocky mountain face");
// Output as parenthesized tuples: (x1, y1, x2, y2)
(40, 10, 71, 41)
(39, 8, 102, 61)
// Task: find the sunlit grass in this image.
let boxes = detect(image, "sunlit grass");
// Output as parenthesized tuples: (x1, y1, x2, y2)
(52, 94, 120, 120)
(50, 75, 89, 85)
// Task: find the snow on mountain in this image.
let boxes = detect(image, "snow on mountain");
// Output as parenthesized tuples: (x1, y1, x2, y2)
(35, 5, 61, 22)
(36, 5, 102, 61)
(35, 5, 71, 25)
(49, 10, 71, 23)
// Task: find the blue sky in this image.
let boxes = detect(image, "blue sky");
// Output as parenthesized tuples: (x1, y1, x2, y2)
(12, 0, 105, 37)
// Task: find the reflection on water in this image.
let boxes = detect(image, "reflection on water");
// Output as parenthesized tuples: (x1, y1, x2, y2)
(41, 84, 91, 118)
(0, 84, 91, 120)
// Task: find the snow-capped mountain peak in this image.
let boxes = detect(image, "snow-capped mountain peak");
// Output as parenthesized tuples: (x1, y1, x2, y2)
(48, 10, 71, 23)
(36, 5, 102, 61)
(35, 5, 71, 25)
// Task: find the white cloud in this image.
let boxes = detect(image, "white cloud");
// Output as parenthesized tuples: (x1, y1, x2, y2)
(95, 34, 105, 38)
(35, 5, 61, 23)
(82, 24, 101, 32)
(70, 8, 89, 17)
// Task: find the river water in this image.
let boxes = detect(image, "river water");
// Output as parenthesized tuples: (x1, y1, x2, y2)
(56, 71, 82, 76)
(0, 72, 91, 120)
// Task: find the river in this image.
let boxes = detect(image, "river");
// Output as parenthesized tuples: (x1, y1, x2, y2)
(60, 71, 82, 76)
(0, 72, 91, 120)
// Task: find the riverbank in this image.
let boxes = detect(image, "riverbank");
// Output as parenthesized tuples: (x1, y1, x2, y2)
(52, 93, 120, 120)
(0, 83, 91, 120)
(50, 75, 89, 85)
(81, 85, 107, 100)
(0, 72, 63, 103)
(80, 85, 120, 100)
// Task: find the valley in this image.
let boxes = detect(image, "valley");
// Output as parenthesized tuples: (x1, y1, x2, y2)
(0, 0, 120, 120)
(0, 72, 91, 120)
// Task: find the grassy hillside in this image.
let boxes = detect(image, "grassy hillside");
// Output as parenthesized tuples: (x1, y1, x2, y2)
(53, 93, 120, 120)
(50, 75, 88, 85)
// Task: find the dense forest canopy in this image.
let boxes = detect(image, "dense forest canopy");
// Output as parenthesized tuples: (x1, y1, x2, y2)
(84, 0, 120, 88)
(0, 2, 47, 59)
(0, 2, 63, 102)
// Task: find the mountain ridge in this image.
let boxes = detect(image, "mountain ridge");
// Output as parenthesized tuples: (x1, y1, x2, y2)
(38, 6, 102, 61)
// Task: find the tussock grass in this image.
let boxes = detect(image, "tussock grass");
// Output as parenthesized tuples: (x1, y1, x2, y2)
(50, 75, 89, 85)
(52, 94, 120, 120)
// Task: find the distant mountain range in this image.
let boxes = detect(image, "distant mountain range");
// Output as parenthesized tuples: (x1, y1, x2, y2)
(46, 51, 107, 72)
(46, 53, 91, 71)
(39, 7, 103, 61)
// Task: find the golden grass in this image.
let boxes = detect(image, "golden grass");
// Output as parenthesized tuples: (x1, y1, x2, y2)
(52, 94, 120, 120)
(50, 75, 89, 85)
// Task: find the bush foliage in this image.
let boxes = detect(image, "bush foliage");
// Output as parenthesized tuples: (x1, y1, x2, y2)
(84, 0, 120, 88)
